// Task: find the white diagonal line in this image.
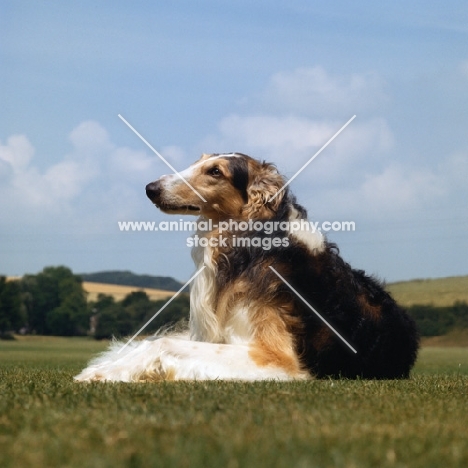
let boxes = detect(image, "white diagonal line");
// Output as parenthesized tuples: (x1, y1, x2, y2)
(117, 266, 206, 354)
(268, 115, 356, 202)
(269, 266, 357, 354)
(118, 114, 207, 203)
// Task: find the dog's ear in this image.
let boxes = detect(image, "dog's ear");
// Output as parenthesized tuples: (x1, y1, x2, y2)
(243, 162, 286, 219)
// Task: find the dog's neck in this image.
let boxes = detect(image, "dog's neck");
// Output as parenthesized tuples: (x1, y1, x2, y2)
(188, 207, 325, 342)
(189, 219, 222, 342)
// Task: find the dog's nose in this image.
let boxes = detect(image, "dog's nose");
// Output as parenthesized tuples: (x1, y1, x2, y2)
(145, 180, 161, 201)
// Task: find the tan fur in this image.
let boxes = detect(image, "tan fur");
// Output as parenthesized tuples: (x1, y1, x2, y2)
(248, 305, 305, 376)
(158, 155, 248, 221)
(137, 367, 176, 382)
(310, 326, 333, 351)
(243, 160, 285, 219)
(357, 294, 382, 321)
(156, 155, 286, 222)
(215, 279, 249, 330)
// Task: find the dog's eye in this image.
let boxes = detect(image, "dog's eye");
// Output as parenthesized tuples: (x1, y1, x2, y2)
(207, 166, 222, 177)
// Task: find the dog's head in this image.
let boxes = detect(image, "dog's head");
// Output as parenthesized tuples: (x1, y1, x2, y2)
(146, 153, 286, 220)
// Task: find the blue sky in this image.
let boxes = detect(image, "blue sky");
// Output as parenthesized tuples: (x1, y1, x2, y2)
(1, 0, 468, 283)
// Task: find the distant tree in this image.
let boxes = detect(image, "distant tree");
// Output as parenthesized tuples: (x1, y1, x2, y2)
(19, 275, 36, 333)
(90, 292, 190, 340)
(408, 304, 458, 336)
(46, 286, 89, 336)
(452, 301, 468, 329)
(93, 293, 115, 310)
(0, 277, 25, 334)
(122, 291, 151, 324)
(121, 291, 150, 307)
(22, 266, 88, 335)
(94, 303, 133, 340)
(144, 294, 190, 334)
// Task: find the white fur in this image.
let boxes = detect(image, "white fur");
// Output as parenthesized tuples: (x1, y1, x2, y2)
(223, 305, 253, 344)
(168, 153, 241, 187)
(189, 222, 223, 343)
(288, 207, 325, 254)
(74, 335, 301, 382)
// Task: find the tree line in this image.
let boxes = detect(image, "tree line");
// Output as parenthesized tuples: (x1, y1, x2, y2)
(1, 265, 467, 339)
(0, 266, 189, 339)
(407, 302, 468, 336)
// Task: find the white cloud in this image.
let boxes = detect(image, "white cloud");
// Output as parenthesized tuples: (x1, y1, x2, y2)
(199, 65, 467, 222)
(359, 165, 444, 211)
(69, 120, 114, 154)
(217, 114, 334, 153)
(199, 67, 394, 186)
(0, 121, 163, 229)
(257, 66, 389, 118)
(0, 124, 103, 215)
(0, 135, 35, 174)
(110, 147, 155, 180)
(203, 113, 394, 188)
(11, 159, 95, 209)
(305, 149, 468, 222)
(160, 145, 188, 167)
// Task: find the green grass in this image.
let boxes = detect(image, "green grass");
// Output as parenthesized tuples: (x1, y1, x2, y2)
(1, 337, 467, 468)
(387, 275, 468, 307)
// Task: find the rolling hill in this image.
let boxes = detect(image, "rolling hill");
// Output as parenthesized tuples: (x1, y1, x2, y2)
(79, 270, 184, 291)
(387, 276, 468, 307)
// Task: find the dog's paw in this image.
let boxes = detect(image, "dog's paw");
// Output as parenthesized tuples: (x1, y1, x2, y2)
(74, 367, 107, 382)
(74, 338, 175, 382)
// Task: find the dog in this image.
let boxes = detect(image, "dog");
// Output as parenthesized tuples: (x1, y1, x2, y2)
(75, 153, 419, 382)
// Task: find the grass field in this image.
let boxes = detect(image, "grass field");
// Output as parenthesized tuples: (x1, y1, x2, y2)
(1, 337, 467, 468)
(387, 275, 468, 307)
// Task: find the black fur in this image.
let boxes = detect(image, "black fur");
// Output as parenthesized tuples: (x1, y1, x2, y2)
(227, 156, 249, 203)
(216, 189, 420, 379)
